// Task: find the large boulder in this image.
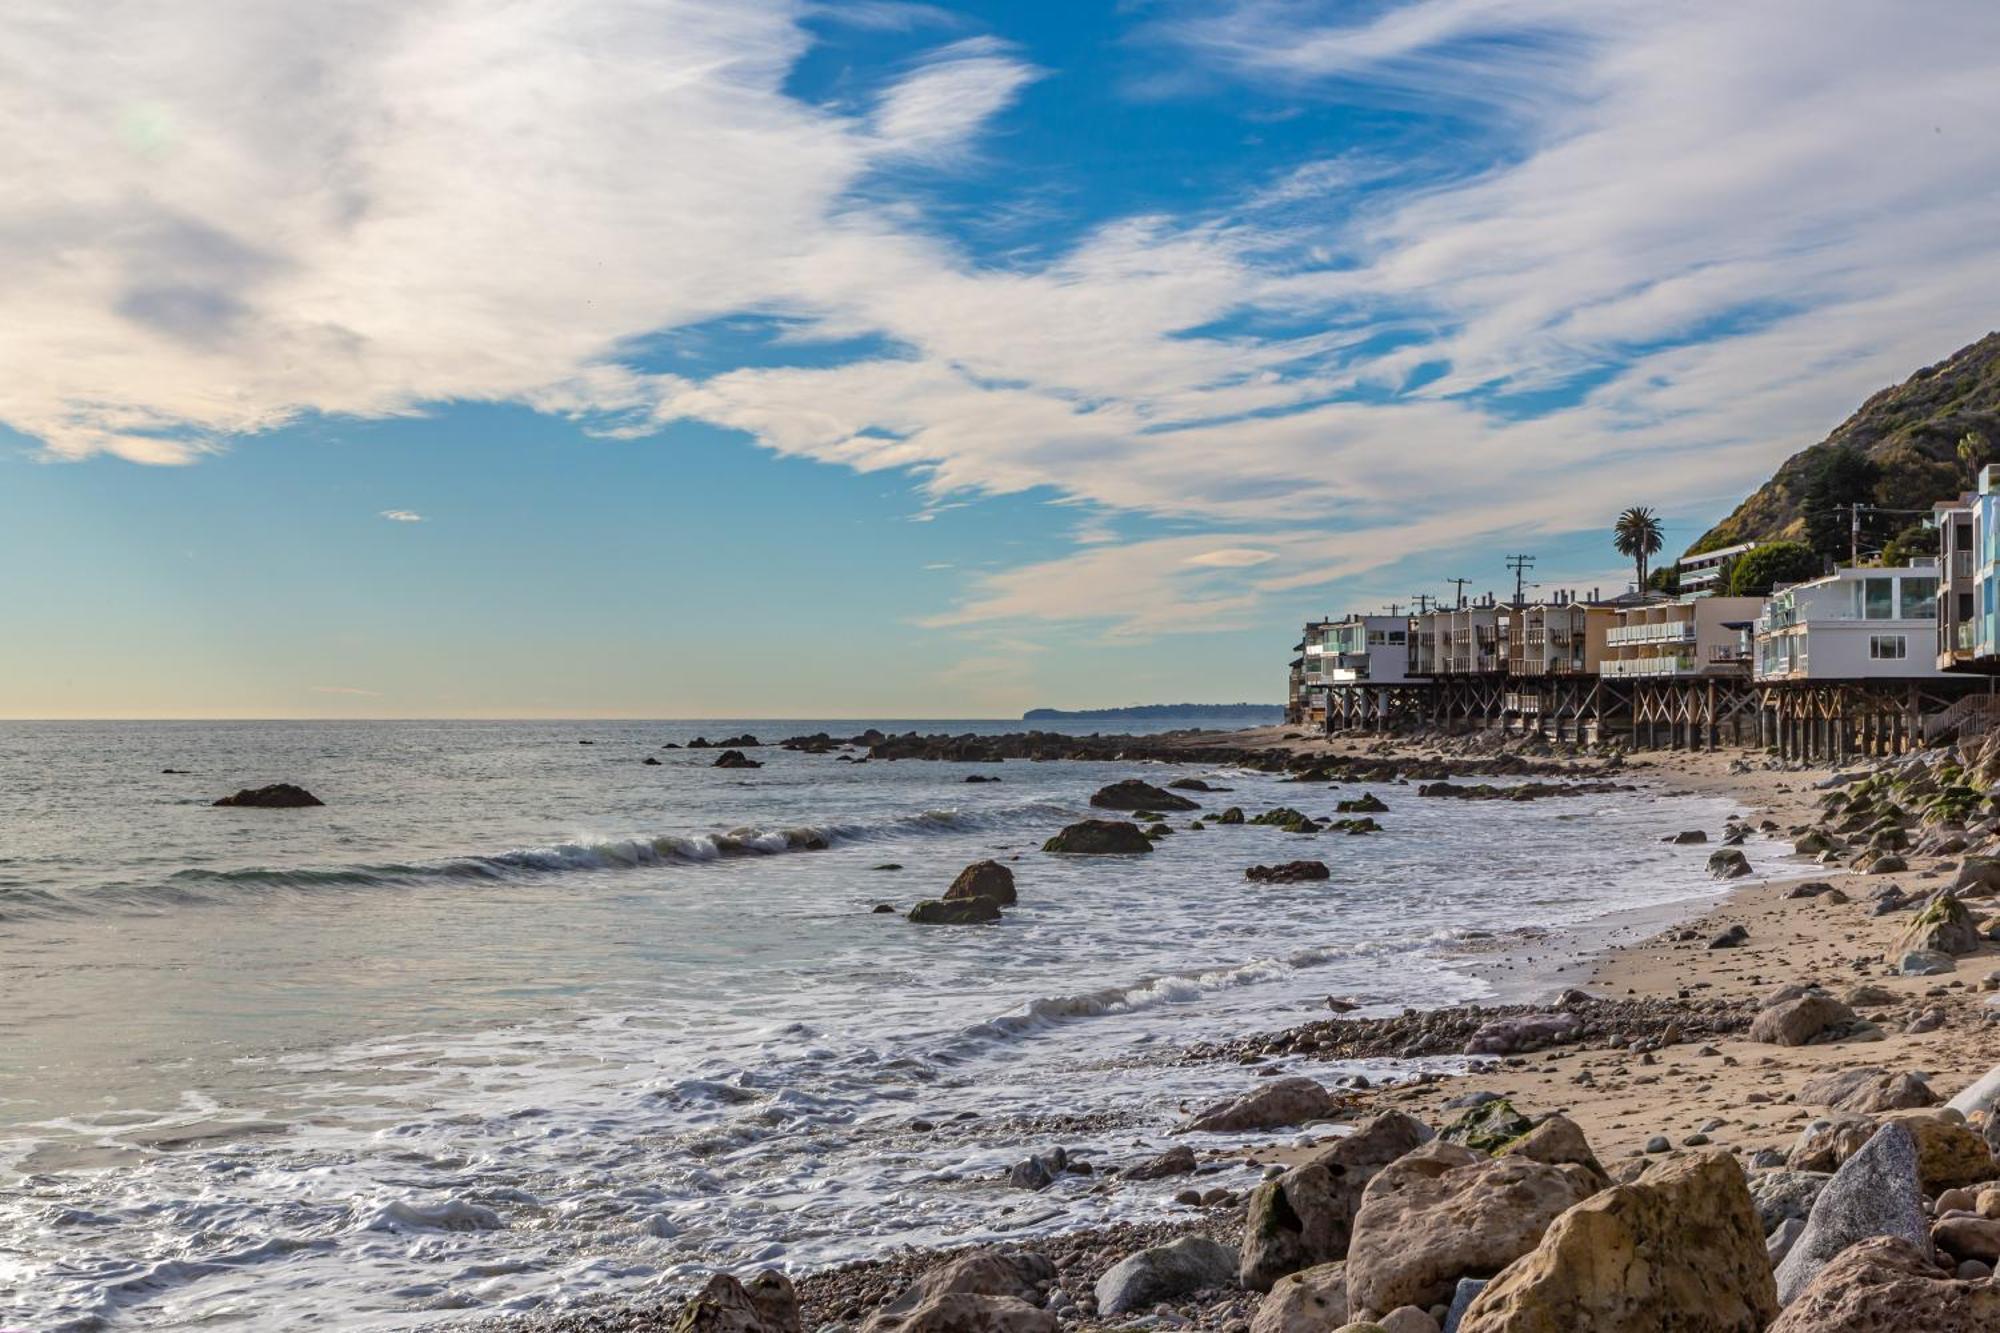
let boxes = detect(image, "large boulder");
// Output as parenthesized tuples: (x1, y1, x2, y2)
(907, 897, 1003, 925)
(1900, 890, 1982, 956)
(1775, 1122, 1929, 1307)
(1707, 848, 1751, 879)
(713, 749, 763, 769)
(1095, 1235, 1240, 1316)
(1500, 1115, 1609, 1187)
(1888, 1112, 1997, 1193)
(669, 1272, 801, 1333)
(1953, 857, 2000, 898)
(1182, 1077, 1342, 1134)
(1798, 1068, 1939, 1113)
(860, 1249, 1055, 1333)
(1252, 1263, 1349, 1333)
(1455, 1151, 1776, 1333)
(1090, 779, 1199, 812)
(1240, 1112, 1435, 1290)
(213, 783, 322, 808)
(1042, 820, 1152, 855)
(946, 860, 1017, 906)
(1769, 1236, 2000, 1332)
(1749, 991, 1856, 1046)
(1345, 1142, 1600, 1318)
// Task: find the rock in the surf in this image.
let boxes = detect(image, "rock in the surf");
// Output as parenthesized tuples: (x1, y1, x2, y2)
(906, 897, 1002, 926)
(1245, 860, 1331, 884)
(212, 783, 323, 808)
(713, 749, 763, 769)
(1042, 820, 1153, 854)
(1090, 779, 1200, 812)
(946, 860, 1017, 906)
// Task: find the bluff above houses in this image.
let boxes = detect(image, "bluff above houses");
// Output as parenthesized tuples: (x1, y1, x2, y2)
(1692, 330, 2000, 554)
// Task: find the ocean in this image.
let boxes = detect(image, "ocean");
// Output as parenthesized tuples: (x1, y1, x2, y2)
(0, 719, 1762, 1330)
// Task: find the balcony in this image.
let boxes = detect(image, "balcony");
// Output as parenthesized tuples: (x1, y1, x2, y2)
(1602, 653, 1699, 678)
(1606, 621, 1696, 646)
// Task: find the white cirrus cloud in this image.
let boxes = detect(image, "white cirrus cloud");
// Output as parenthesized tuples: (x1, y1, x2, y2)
(379, 510, 424, 523)
(5, 0, 2000, 642)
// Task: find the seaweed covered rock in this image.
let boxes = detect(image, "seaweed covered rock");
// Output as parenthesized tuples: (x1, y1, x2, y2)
(1042, 820, 1152, 855)
(907, 897, 1003, 925)
(1246, 860, 1332, 884)
(1337, 793, 1389, 814)
(1900, 890, 1981, 956)
(1252, 807, 1320, 832)
(1439, 1099, 1533, 1153)
(1091, 779, 1200, 812)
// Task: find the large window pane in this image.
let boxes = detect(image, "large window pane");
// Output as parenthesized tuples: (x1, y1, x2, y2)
(1901, 577, 1937, 620)
(1864, 578, 1895, 619)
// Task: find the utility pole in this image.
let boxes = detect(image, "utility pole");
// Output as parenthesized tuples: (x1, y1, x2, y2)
(1381, 601, 1404, 617)
(1444, 577, 1471, 610)
(1410, 593, 1435, 615)
(1504, 554, 1537, 607)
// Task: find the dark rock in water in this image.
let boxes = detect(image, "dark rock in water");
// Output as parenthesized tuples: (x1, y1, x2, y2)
(1007, 1156, 1054, 1191)
(1042, 819, 1153, 855)
(1336, 792, 1389, 814)
(1331, 816, 1381, 835)
(578, 740, 595, 745)
(783, 831, 829, 851)
(1090, 779, 1199, 812)
(713, 749, 762, 769)
(1168, 778, 1220, 791)
(161, 768, 190, 775)
(1245, 860, 1331, 884)
(689, 733, 761, 749)
(1707, 848, 1751, 879)
(1251, 807, 1319, 832)
(907, 897, 1003, 925)
(1217, 806, 1246, 824)
(963, 774, 1001, 783)
(1775, 1122, 1928, 1306)
(642, 756, 662, 766)
(873, 863, 904, 871)
(1125, 1143, 1198, 1181)
(1095, 1235, 1240, 1316)
(872, 903, 897, 914)
(213, 783, 323, 808)
(1668, 829, 1708, 844)
(667, 1270, 800, 1333)
(660, 742, 683, 749)
(946, 860, 1017, 906)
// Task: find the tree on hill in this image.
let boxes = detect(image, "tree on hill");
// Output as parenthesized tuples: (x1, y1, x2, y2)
(1613, 507, 1665, 593)
(1961, 430, 1992, 486)
(1801, 446, 1879, 562)
(1880, 520, 1940, 569)
(1728, 541, 1824, 596)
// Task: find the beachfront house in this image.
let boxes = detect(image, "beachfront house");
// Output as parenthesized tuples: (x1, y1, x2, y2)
(1505, 597, 1615, 676)
(1314, 614, 1413, 684)
(1675, 541, 1758, 598)
(1602, 596, 1763, 679)
(1753, 563, 1945, 682)
(1407, 602, 1505, 676)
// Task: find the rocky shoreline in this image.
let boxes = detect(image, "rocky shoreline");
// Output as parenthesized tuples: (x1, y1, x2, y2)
(473, 727, 2000, 1333)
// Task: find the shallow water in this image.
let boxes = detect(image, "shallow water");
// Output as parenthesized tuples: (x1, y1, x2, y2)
(0, 720, 1766, 1330)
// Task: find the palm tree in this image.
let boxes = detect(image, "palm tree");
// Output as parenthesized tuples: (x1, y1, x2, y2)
(1614, 507, 1665, 594)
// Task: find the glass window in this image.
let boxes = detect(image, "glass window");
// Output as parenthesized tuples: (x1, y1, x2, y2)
(1869, 635, 1906, 659)
(1863, 578, 1895, 619)
(1388, 630, 1406, 643)
(1900, 577, 1937, 620)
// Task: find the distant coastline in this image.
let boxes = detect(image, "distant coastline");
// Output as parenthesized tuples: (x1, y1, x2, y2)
(1020, 703, 1283, 722)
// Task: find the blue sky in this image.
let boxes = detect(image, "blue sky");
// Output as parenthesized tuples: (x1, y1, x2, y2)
(4, 0, 1999, 717)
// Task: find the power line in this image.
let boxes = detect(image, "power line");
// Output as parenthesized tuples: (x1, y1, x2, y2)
(1504, 554, 1537, 607)
(1443, 577, 1471, 610)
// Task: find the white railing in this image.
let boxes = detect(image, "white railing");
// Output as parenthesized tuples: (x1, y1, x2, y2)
(1606, 622, 1696, 646)
(1602, 654, 1699, 678)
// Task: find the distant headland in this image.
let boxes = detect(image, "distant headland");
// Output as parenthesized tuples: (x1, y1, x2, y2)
(1021, 703, 1283, 722)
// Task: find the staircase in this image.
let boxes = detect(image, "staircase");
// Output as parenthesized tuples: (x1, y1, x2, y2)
(1925, 692, 2000, 744)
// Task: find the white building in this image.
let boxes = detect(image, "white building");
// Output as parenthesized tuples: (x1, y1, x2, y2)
(1754, 564, 1945, 682)
(1678, 541, 1758, 597)
(1306, 614, 1412, 685)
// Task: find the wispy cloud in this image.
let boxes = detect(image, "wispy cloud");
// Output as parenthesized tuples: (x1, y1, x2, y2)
(5, 0, 1999, 644)
(310, 685, 381, 697)
(379, 509, 424, 523)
